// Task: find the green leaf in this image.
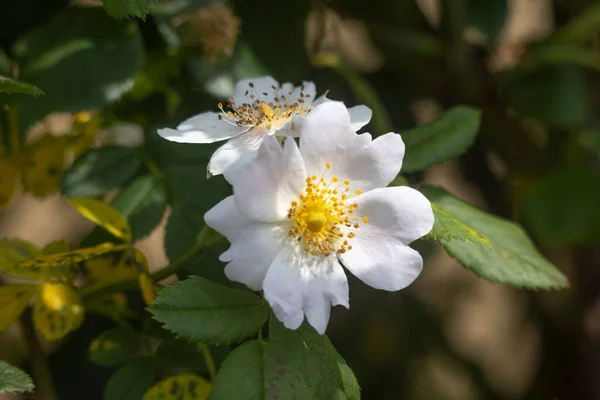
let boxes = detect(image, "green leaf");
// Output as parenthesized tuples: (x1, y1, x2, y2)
(68, 198, 132, 242)
(467, 0, 507, 44)
(522, 166, 600, 245)
(421, 186, 569, 290)
(0, 361, 35, 394)
(0, 284, 38, 332)
(401, 106, 481, 173)
(89, 327, 141, 367)
(148, 276, 269, 344)
(12, 7, 144, 132)
(62, 147, 143, 198)
(113, 175, 167, 241)
(209, 320, 360, 400)
(155, 338, 206, 370)
(104, 357, 156, 400)
(102, 0, 157, 20)
(502, 64, 588, 128)
(143, 374, 211, 400)
(146, 135, 231, 261)
(81, 174, 168, 246)
(0, 76, 44, 96)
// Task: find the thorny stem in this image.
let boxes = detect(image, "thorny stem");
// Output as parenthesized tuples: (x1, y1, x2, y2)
(199, 344, 217, 381)
(82, 227, 214, 304)
(20, 310, 58, 400)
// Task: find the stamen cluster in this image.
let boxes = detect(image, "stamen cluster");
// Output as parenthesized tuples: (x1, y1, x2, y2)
(217, 82, 313, 129)
(287, 163, 368, 257)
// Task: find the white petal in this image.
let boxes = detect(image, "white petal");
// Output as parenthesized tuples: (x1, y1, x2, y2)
(340, 242, 423, 292)
(157, 112, 246, 144)
(311, 92, 330, 106)
(342, 132, 405, 192)
(352, 186, 434, 245)
(299, 101, 357, 177)
(205, 197, 286, 290)
(348, 105, 372, 131)
(263, 247, 348, 334)
(233, 137, 306, 222)
(288, 81, 316, 105)
(303, 259, 349, 334)
(263, 248, 305, 330)
(301, 102, 404, 192)
(339, 186, 434, 291)
(233, 76, 279, 104)
(208, 132, 263, 184)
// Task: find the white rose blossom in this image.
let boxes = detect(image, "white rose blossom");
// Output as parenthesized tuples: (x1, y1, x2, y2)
(204, 101, 434, 334)
(157, 76, 372, 183)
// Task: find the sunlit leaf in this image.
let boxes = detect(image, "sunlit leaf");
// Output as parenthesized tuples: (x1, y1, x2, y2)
(0, 76, 44, 96)
(421, 185, 569, 290)
(426, 203, 490, 245)
(0, 361, 35, 394)
(33, 281, 84, 341)
(0, 284, 38, 332)
(89, 327, 141, 367)
(149, 276, 269, 344)
(22, 134, 67, 197)
(144, 374, 211, 400)
(0, 157, 20, 208)
(68, 198, 132, 242)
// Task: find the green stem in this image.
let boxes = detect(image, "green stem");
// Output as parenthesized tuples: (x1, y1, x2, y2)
(199, 344, 217, 381)
(20, 310, 58, 400)
(82, 227, 212, 304)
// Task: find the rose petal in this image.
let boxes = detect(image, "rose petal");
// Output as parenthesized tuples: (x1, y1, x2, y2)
(233, 137, 306, 222)
(263, 246, 348, 334)
(158, 112, 246, 144)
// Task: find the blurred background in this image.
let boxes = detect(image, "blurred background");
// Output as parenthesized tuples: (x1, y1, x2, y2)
(1, 0, 599, 399)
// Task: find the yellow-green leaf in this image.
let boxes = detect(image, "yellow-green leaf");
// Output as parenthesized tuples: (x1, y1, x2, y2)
(0, 157, 19, 208)
(0, 284, 38, 332)
(85, 252, 137, 284)
(143, 375, 211, 400)
(68, 198, 132, 242)
(138, 273, 155, 306)
(0, 239, 42, 279)
(17, 242, 130, 277)
(84, 247, 147, 286)
(33, 282, 84, 341)
(22, 134, 67, 197)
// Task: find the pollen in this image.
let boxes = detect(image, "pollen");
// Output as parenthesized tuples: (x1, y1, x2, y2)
(287, 163, 366, 257)
(216, 82, 312, 131)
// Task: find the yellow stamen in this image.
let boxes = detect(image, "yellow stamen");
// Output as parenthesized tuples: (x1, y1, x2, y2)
(287, 163, 366, 257)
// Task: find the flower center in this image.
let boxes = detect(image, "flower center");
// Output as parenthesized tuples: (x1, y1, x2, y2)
(287, 163, 368, 257)
(217, 81, 312, 130)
